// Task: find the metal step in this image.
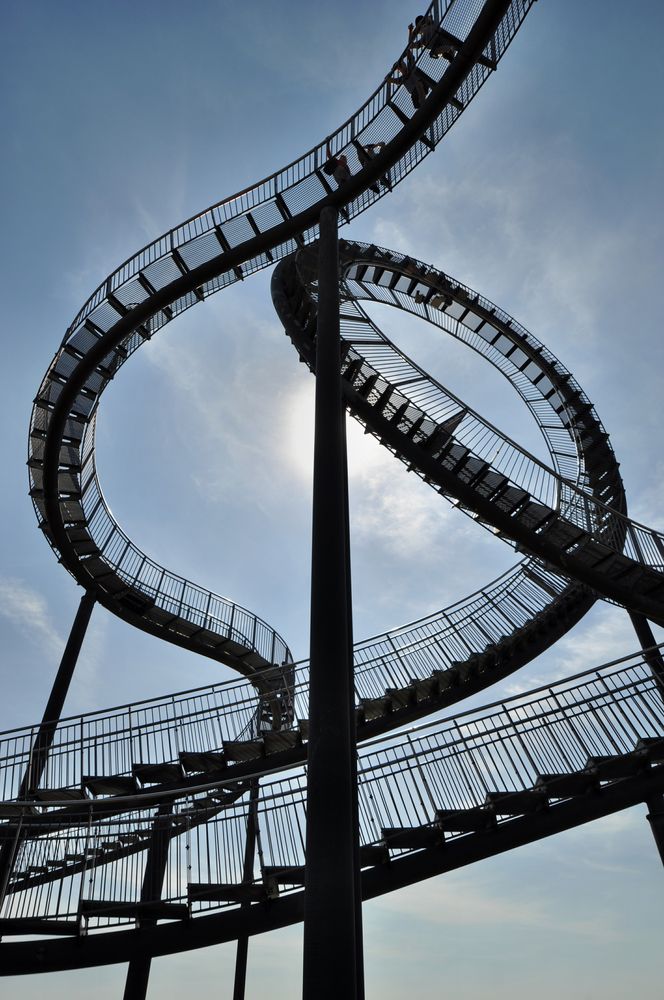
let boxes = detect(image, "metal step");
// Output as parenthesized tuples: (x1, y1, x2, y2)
(132, 762, 184, 785)
(421, 426, 452, 458)
(457, 456, 488, 486)
(79, 899, 188, 920)
(263, 730, 301, 755)
(540, 520, 588, 552)
(493, 486, 529, 516)
(33, 787, 89, 803)
(584, 753, 645, 781)
(188, 882, 265, 904)
(222, 739, 265, 763)
(360, 696, 391, 721)
(385, 687, 414, 710)
(517, 501, 556, 532)
(0, 918, 80, 937)
(441, 444, 471, 475)
(204, 789, 244, 807)
(179, 750, 226, 774)
(431, 666, 460, 691)
(635, 737, 664, 763)
(435, 806, 496, 832)
(84, 774, 139, 796)
(484, 789, 547, 814)
(409, 677, 439, 701)
(534, 772, 596, 798)
(382, 826, 443, 850)
(119, 833, 145, 845)
(357, 373, 379, 399)
(262, 865, 306, 885)
(360, 844, 390, 866)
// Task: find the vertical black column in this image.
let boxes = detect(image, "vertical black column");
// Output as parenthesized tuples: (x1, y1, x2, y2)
(341, 395, 365, 1000)
(629, 611, 664, 686)
(233, 780, 260, 1000)
(0, 588, 96, 906)
(123, 803, 174, 1000)
(302, 208, 359, 1000)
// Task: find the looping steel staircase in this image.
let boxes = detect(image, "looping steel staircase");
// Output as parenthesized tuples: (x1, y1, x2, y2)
(4, 0, 663, 979)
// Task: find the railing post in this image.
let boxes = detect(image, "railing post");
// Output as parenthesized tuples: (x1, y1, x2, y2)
(646, 796, 664, 868)
(303, 207, 361, 1000)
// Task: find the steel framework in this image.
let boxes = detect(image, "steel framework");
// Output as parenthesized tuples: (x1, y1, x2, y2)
(3, 0, 663, 994)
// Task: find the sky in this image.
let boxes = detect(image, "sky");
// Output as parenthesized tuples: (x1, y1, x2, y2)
(1, 0, 664, 996)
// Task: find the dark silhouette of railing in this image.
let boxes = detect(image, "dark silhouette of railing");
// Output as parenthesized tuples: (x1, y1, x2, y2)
(2, 647, 663, 967)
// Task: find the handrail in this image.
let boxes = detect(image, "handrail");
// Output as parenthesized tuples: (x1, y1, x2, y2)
(294, 243, 664, 573)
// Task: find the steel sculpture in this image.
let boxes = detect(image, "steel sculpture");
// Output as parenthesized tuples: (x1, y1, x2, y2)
(3, 0, 664, 996)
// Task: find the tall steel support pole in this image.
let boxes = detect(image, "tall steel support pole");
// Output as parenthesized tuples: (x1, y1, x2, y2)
(0, 588, 96, 906)
(123, 803, 174, 1000)
(341, 400, 365, 1000)
(629, 611, 664, 868)
(302, 207, 360, 999)
(233, 779, 260, 1000)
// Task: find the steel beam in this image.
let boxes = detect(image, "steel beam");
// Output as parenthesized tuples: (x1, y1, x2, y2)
(0, 589, 96, 907)
(123, 803, 174, 1000)
(629, 611, 664, 686)
(646, 796, 664, 867)
(302, 207, 360, 999)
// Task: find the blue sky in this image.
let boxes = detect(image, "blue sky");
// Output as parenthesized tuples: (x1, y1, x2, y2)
(2, 0, 664, 996)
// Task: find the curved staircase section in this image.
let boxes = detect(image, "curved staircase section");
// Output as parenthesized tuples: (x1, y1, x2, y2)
(28, 0, 532, 677)
(1, 648, 663, 972)
(274, 241, 664, 624)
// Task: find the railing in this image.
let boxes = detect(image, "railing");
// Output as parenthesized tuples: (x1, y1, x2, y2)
(308, 245, 664, 573)
(336, 249, 620, 520)
(58, 0, 521, 345)
(78, 414, 290, 667)
(0, 561, 572, 801)
(4, 646, 663, 926)
(336, 296, 574, 514)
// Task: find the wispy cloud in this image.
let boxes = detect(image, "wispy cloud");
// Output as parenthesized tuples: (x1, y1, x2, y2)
(375, 871, 621, 942)
(63, 611, 108, 716)
(0, 577, 63, 658)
